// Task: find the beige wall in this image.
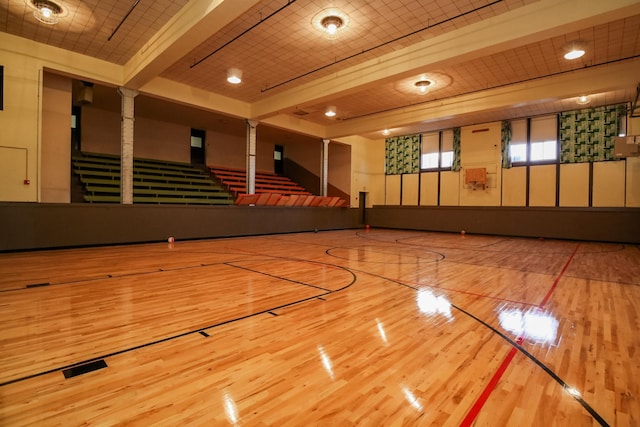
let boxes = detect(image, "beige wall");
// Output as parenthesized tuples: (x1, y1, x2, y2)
(328, 142, 351, 195)
(502, 167, 526, 206)
(385, 175, 401, 205)
(342, 135, 384, 208)
(41, 72, 72, 203)
(559, 163, 589, 207)
(0, 52, 41, 202)
(529, 164, 556, 206)
(627, 157, 640, 207)
(207, 129, 245, 169)
(286, 138, 320, 176)
(82, 107, 190, 163)
(460, 123, 501, 206)
(440, 171, 460, 206)
(420, 172, 438, 206)
(593, 161, 625, 207)
(402, 174, 419, 205)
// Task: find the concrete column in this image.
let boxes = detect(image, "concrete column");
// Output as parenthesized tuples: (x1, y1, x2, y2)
(246, 120, 258, 194)
(117, 87, 138, 204)
(321, 139, 330, 196)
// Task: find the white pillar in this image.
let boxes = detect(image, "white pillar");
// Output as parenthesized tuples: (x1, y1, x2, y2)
(321, 139, 330, 196)
(246, 120, 258, 194)
(118, 87, 138, 204)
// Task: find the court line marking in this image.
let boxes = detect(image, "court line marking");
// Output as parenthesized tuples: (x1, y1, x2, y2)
(457, 244, 607, 426)
(0, 259, 356, 388)
(350, 246, 607, 426)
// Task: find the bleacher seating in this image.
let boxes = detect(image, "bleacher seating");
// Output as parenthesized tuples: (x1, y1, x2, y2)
(234, 193, 346, 207)
(73, 152, 234, 205)
(208, 166, 311, 197)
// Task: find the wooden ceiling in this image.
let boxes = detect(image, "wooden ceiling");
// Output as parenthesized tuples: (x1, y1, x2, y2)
(2, 0, 639, 140)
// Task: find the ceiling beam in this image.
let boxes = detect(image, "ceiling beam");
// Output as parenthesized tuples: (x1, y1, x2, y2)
(250, 0, 640, 121)
(324, 59, 640, 139)
(123, 0, 262, 89)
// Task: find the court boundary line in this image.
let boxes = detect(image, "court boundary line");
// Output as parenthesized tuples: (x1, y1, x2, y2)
(0, 258, 356, 388)
(354, 255, 608, 426)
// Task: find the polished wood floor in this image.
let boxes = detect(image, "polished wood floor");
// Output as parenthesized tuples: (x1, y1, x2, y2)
(0, 229, 638, 426)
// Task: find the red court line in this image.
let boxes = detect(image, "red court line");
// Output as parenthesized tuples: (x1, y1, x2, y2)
(459, 243, 580, 426)
(538, 244, 580, 308)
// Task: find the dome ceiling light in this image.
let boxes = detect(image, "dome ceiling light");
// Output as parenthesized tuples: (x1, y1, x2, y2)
(312, 9, 349, 38)
(29, 0, 65, 25)
(321, 16, 343, 35)
(414, 80, 433, 94)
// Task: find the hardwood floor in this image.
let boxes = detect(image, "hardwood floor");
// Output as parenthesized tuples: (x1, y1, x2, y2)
(0, 229, 638, 426)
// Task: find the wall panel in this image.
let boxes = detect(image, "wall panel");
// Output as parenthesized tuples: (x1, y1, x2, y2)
(593, 161, 625, 207)
(502, 167, 526, 206)
(385, 175, 401, 205)
(402, 174, 419, 205)
(440, 171, 460, 206)
(559, 163, 589, 207)
(627, 157, 640, 207)
(420, 172, 438, 206)
(529, 164, 556, 206)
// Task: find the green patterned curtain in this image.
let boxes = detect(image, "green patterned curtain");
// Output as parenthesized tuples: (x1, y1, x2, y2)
(385, 134, 421, 175)
(559, 105, 620, 163)
(452, 127, 461, 171)
(501, 120, 512, 169)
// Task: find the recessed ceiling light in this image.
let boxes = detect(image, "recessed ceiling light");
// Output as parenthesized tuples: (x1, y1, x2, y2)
(382, 129, 390, 136)
(563, 40, 586, 60)
(325, 106, 337, 117)
(576, 95, 591, 105)
(226, 68, 242, 84)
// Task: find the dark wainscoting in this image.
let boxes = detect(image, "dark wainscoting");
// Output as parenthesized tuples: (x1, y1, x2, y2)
(0, 203, 362, 252)
(368, 206, 640, 243)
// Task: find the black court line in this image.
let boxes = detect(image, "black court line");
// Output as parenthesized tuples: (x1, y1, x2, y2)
(199, 331, 210, 337)
(25, 282, 50, 288)
(267, 311, 278, 316)
(356, 267, 609, 426)
(356, 229, 626, 255)
(325, 246, 444, 264)
(0, 257, 276, 293)
(224, 262, 332, 292)
(63, 359, 108, 379)
(0, 261, 356, 388)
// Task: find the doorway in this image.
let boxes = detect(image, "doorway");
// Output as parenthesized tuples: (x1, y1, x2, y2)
(191, 129, 205, 165)
(359, 191, 368, 224)
(274, 145, 284, 175)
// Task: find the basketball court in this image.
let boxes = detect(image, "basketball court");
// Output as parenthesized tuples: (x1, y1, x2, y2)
(1, 229, 638, 425)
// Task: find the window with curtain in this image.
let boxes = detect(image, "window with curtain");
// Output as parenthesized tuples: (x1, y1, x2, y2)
(385, 134, 421, 174)
(530, 115, 558, 162)
(420, 130, 454, 170)
(559, 105, 621, 163)
(509, 119, 527, 164)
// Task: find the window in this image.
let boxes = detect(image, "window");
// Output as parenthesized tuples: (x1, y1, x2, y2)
(509, 115, 558, 165)
(530, 115, 557, 162)
(421, 130, 453, 170)
(421, 132, 439, 169)
(509, 119, 527, 163)
(440, 130, 453, 168)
